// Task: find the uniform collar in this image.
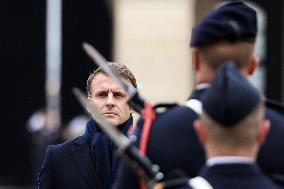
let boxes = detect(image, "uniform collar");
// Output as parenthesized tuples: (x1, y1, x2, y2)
(188, 83, 210, 101)
(206, 156, 254, 167)
(195, 83, 210, 90)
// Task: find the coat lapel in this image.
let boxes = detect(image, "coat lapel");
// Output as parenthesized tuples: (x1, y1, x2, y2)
(71, 136, 102, 189)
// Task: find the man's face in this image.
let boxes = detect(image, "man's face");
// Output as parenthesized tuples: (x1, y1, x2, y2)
(89, 73, 132, 127)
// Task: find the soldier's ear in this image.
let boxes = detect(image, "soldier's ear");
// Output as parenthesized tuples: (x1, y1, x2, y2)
(192, 49, 201, 71)
(247, 55, 259, 75)
(193, 119, 208, 144)
(257, 119, 270, 145)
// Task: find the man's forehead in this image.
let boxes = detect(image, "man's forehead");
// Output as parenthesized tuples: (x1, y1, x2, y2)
(91, 73, 130, 91)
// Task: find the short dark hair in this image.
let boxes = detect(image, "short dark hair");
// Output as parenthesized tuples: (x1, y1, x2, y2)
(198, 41, 255, 70)
(86, 62, 137, 96)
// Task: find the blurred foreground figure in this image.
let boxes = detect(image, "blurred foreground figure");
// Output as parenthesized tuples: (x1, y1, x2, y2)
(62, 114, 88, 140)
(26, 108, 61, 186)
(160, 63, 282, 189)
(113, 1, 284, 189)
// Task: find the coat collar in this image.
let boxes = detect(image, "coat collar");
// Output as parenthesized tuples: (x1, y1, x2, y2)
(83, 115, 133, 144)
(70, 115, 133, 189)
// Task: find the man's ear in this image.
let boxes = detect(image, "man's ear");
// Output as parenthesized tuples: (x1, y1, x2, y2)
(192, 49, 201, 71)
(193, 119, 208, 144)
(247, 55, 259, 75)
(257, 119, 271, 145)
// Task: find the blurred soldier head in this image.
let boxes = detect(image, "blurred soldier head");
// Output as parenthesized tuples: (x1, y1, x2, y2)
(190, 1, 259, 84)
(194, 63, 270, 159)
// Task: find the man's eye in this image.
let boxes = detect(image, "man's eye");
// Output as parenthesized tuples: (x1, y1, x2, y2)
(113, 92, 126, 98)
(95, 92, 107, 98)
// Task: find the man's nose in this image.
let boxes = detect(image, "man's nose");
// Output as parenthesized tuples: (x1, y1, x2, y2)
(106, 93, 115, 106)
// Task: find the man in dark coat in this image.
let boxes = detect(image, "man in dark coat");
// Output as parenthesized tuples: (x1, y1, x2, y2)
(38, 62, 137, 189)
(112, 1, 284, 189)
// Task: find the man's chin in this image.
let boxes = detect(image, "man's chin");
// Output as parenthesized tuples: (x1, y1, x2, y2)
(105, 118, 118, 127)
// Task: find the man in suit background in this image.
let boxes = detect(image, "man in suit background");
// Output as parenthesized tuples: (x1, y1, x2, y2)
(38, 62, 137, 189)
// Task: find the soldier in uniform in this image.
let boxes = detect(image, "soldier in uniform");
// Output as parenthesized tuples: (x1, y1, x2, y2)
(112, 1, 284, 189)
(158, 63, 282, 189)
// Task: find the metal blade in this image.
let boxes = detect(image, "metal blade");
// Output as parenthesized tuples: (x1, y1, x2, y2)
(72, 87, 129, 147)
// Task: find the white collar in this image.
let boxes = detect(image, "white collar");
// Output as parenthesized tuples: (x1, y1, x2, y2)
(195, 83, 210, 90)
(206, 156, 254, 167)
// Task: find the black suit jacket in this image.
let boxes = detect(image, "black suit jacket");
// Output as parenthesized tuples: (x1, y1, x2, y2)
(38, 116, 133, 189)
(38, 135, 102, 189)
